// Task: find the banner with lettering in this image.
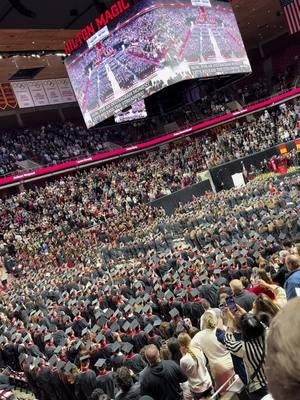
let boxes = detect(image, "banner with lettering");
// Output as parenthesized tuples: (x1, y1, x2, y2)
(56, 78, 76, 103)
(42, 80, 63, 104)
(28, 81, 49, 106)
(1, 83, 18, 109)
(11, 82, 35, 108)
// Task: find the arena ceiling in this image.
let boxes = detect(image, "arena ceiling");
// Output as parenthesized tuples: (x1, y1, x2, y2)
(0, 0, 288, 82)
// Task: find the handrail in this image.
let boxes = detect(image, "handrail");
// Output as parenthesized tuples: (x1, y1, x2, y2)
(209, 374, 237, 399)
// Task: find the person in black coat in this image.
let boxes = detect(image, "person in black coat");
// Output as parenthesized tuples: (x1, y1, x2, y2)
(140, 345, 187, 400)
(75, 355, 97, 400)
(115, 367, 141, 400)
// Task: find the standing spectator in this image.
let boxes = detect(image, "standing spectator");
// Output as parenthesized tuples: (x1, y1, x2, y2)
(265, 298, 300, 400)
(191, 311, 234, 389)
(115, 367, 140, 400)
(178, 333, 213, 399)
(284, 255, 300, 300)
(230, 279, 257, 311)
(224, 309, 268, 400)
(140, 344, 187, 400)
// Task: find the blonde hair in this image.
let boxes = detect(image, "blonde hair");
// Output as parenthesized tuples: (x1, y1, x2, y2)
(202, 311, 217, 330)
(178, 332, 198, 366)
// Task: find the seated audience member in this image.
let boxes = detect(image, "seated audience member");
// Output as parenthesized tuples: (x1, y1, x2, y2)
(178, 332, 213, 400)
(192, 311, 234, 389)
(230, 279, 257, 311)
(140, 344, 187, 400)
(265, 297, 300, 400)
(284, 255, 300, 299)
(224, 308, 268, 400)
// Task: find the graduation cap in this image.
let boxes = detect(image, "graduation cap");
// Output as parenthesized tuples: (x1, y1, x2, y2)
(199, 274, 207, 282)
(54, 346, 62, 354)
(48, 353, 57, 367)
(74, 340, 82, 350)
(213, 269, 221, 275)
(135, 297, 143, 305)
(130, 319, 139, 330)
(144, 324, 153, 335)
(95, 333, 105, 344)
(240, 249, 248, 256)
(72, 308, 80, 317)
(143, 294, 150, 302)
(279, 233, 286, 240)
(65, 361, 75, 374)
(143, 305, 151, 314)
(91, 324, 100, 334)
(253, 251, 261, 259)
(122, 342, 133, 354)
(34, 357, 43, 368)
(128, 298, 136, 305)
(65, 327, 73, 335)
(56, 360, 65, 373)
(80, 354, 90, 362)
(165, 290, 174, 300)
(104, 309, 114, 319)
(122, 321, 130, 332)
(169, 308, 179, 318)
(23, 334, 31, 343)
(81, 327, 89, 336)
(135, 305, 143, 314)
(92, 299, 98, 306)
(19, 353, 27, 365)
(190, 289, 199, 298)
(111, 342, 121, 353)
(267, 235, 275, 243)
(98, 315, 107, 328)
(44, 334, 52, 343)
(154, 284, 160, 292)
(110, 322, 119, 333)
(239, 258, 247, 265)
(124, 305, 131, 314)
(95, 358, 106, 368)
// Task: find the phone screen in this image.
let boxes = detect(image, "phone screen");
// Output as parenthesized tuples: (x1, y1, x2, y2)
(226, 296, 238, 313)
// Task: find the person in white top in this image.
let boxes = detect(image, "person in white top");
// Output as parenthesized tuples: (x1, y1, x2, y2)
(191, 311, 234, 390)
(178, 333, 213, 400)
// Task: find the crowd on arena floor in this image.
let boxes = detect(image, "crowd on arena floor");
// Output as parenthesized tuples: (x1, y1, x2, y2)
(0, 170, 299, 400)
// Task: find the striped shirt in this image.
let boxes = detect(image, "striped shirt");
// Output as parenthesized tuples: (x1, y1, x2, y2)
(224, 333, 267, 393)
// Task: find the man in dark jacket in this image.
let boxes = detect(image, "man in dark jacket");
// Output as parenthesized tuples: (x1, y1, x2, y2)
(140, 345, 187, 400)
(230, 279, 256, 311)
(115, 367, 140, 400)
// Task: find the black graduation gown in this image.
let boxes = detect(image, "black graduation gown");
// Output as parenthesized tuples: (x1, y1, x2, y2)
(132, 331, 148, 353)
(111, 353, 125, 371)
(95, 372, 115, 399)
(36, 366, 58, 400)
(124, 354, 146, 375)
(75, 369, 96, 400)
(50, 368, 69, 400)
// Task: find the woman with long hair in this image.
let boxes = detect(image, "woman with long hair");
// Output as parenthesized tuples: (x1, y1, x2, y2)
(252, 294, 280, 326)
(178, 333, 213, 400)
(191, 311, 234, 389)
(224, 308, 268, 400)
(167, 337, 182, 365)
(250, 269, 287, 308)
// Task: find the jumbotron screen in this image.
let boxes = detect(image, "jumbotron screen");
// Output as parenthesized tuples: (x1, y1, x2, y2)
(65, 0, 251, 128)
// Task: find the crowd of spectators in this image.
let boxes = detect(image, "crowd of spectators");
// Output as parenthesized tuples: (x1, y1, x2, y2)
(0, 100, 299, 179)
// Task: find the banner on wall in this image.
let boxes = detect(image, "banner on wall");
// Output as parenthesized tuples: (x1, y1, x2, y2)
(10, 82, 35, 108)
(10, 78, 76, 108)
(56, 78, 76, 103)
(28, 81, 49, 106)
(42, 80, 63, 104)
(0, 83, 18, 109)
(279, 144, 288, 154)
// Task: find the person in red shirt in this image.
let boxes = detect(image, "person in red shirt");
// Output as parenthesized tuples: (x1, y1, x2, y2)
(249, 269, 275, 301)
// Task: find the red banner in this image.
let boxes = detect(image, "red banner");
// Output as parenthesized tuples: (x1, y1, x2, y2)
(296, 139, 300, 151)
(0, 83, 18, 110)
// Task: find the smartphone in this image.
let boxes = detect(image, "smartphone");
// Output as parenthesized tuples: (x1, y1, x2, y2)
(226, 296, 238, 313)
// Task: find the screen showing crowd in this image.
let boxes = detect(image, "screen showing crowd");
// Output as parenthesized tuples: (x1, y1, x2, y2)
(65, 0, 251, 128)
